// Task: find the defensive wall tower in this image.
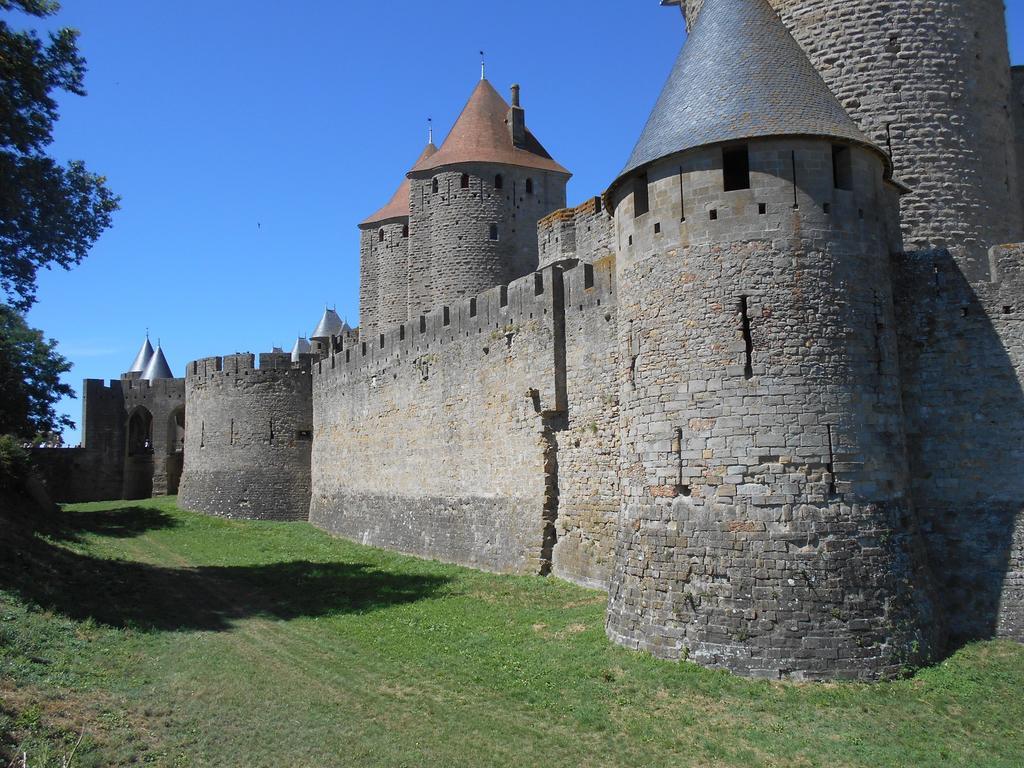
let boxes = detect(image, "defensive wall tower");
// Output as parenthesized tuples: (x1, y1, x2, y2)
(310, 308, 347, 359)
(359, 142, 437, 333)
(537, 197, 615, 270)
(405, 79, 570, 319)
(178, 352, 314, 521)
(671, 0, 1023, 281)
(119, 338, 184, 499)
(603, 0, 937, 680)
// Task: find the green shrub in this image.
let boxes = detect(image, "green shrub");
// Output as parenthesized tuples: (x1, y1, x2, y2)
(0, 434, 29, 490)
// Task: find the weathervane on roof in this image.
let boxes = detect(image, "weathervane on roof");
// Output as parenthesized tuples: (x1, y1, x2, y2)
(428, 117, 433, 144)
(480, 50, 485, 81)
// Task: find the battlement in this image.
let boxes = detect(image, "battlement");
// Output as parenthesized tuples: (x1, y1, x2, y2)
(121, 377, 185, 399)
(187, 352, 313, 381)
(314, 259, 617, 389)
(538, 196, 614, 270)
(316, 266, 559, 382)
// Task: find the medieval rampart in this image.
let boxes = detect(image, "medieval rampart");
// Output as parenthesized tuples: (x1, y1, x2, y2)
(310, 259, 621, 581)
(122, 376, 186, 498)
(550, 255, 620, 587)
(1014, 66, 1024, 232)
(178, 352, 313, 521)
(538, 197, 615, 269)
(894, 243, 1024, 643)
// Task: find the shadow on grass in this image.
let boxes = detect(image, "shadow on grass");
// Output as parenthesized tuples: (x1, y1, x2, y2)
(46, 505, 180, 543)
(0, 500, 449, 632)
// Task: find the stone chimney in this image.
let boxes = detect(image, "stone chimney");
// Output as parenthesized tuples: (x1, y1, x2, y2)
(509, 84, 526, 148)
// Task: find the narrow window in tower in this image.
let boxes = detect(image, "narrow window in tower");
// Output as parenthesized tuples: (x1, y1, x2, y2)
(378, 229, 385, 242)
(489, 223, 499, 241)
(495, 174, 503, 190)
(229, 419, 235, 446)
(739, 296, 754, 380)
(633, 173, 650, 218)
(832, 145, 853, 190)
(432, 178, 439, 194)
(460, 173, 470, 189)
(200, 421, 205, 449)
(402, 224, 409, 238)
(723, 145, 750, 191)
(525, 178, 534, 195)
(269, 419, 274, 442)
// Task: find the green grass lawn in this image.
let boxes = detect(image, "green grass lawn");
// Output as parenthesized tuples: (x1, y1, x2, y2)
(1, 497, 1022, 767)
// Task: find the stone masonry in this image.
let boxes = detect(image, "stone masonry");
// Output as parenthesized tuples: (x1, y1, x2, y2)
(680, 0, 1024, 280)
(55, 1, 1024, 682)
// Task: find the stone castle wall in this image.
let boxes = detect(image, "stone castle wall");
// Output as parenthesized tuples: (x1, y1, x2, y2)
(1014, 67, 1024, 233)
(309, 258, 621, 582)
(359, 219, 410, 333)
(122, 376, 186, 498)
(406, 164, 568, 321)
(178, 352, 313, 521)
(682, 0, 1023, 280)
(538, 197, 615, 269)
(310, 269, 567, 575)
(604, 139, 937, 681)
(358, 228, 378, 332)
(894, 244, 1024, 643)
(551, 256, 621, 587)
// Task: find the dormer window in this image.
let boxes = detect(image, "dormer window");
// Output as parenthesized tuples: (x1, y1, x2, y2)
(495, 174, 504, 190)
(461, 173, 470, 189)
(723, 145, 751, 191)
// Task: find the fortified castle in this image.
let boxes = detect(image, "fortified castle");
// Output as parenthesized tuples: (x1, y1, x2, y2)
(39, 0, 1024, 681)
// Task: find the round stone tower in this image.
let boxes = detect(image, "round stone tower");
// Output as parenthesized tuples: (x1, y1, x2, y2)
(406, 79, 570, 317)
(359, 141, 437, 332)
(677, 0, 1022, 280)
(178, 351, 313, 521)
(604, 0, 937, 680)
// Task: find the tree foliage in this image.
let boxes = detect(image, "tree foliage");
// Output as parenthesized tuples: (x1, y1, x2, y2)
(0, 304, 73, 438)
(1, 0, 119, 311)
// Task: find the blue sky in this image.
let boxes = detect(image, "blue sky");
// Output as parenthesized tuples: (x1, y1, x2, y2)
(15, 1, 1024, 444)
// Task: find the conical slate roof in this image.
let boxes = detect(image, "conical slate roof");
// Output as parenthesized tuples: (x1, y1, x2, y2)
(311, 308, 344, 339)
(128, 336, 154, 374)
(410, 80, 569, 176)
(140, 345, 173, 381)
(613, 0, 883, 190)
(291, 336, 311, 362)
(361, 142, 438, 227)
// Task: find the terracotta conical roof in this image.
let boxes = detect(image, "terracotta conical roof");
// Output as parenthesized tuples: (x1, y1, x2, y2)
(128, 336, 154, 374)
(361, 142, 438, 227)
(612, 0, 884, 193)
(140, 345, 173, 381)
(311, 308, 344, 340)
(410, 80, 569, 176)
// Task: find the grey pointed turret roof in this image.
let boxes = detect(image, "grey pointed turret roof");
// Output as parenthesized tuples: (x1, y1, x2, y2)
(611, 0, 884, 193)
(311, 308, 344, 340)
(291, 336, 311, 362)
(128, 337, 154, 374)
(140, 345, 173, 381)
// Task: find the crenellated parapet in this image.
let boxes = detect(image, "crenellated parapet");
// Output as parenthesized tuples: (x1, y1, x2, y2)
(178, 352, 313, 521)
(538, 197, 615, 270)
